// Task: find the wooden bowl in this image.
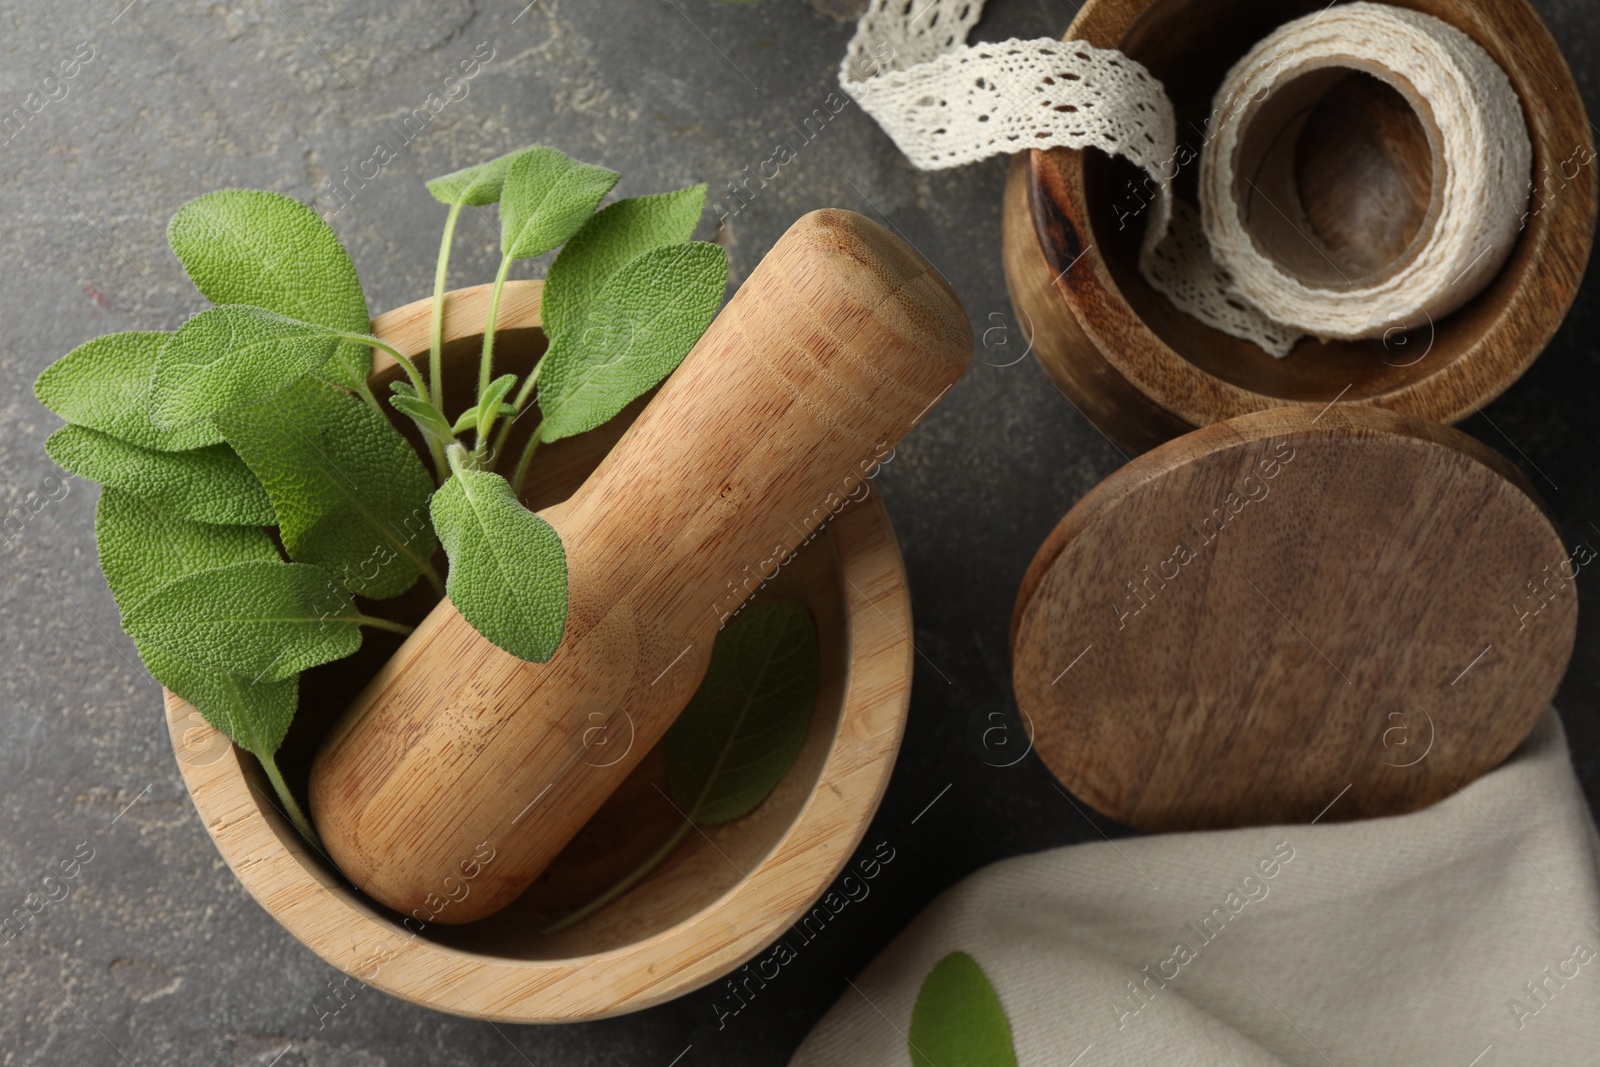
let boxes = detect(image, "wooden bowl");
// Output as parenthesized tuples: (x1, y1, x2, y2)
(162, 281, 913, 1022)
(1002, 0, 1597, 454)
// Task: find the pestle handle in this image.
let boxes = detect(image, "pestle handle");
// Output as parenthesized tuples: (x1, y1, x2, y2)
(309, 210, 972, 924)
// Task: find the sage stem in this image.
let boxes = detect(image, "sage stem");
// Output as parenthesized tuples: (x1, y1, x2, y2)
(479, 253, 515, 400)
(260, 752, 324, 851)
(511, 419, 545, 495)
(353, 614, 416, 637)
(430, 202, 463, 410)
(542, 821, 693, 933)
(357, 335, 451, 483)
(491, 355, 545, 462)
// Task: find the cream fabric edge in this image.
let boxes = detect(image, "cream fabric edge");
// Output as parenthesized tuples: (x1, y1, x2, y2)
(792, 710, 1600, 1066)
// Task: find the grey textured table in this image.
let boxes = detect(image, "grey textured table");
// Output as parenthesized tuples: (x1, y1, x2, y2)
(2, 1, 1596, 1064)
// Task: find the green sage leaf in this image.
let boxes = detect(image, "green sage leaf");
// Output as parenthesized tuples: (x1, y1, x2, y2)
(95, 488, 296, 757)
(472, 372, 518, 436)
(541, 184, 707, 341)
(541, 599, 818, 933)
(153, 305, 352, 428)
(34, 332, 222, 451)
(96, 486, 279, 612)
(908, 952, 1018, 1067)
(665, 600, 817, 823)
(123, 559, 363, 682)
(167, 189, 372, 390)
(500, 147, 620, 260)
(218, 377, 439, 601)
(430, 465, 567, 662)
(45, 426, 274, 526)
(537, 242, 727, 443)
(389, 389, 456, 445)
(426, 147, 536, 208)
(145, 644, 299, 758)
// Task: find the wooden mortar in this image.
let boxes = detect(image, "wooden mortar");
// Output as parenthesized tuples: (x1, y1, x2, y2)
(1002, 0, 1596, 454)
(310, 210, 972, 924)
(165, 277, 920, 1021)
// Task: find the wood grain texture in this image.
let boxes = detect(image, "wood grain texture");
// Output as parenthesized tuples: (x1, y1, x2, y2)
(164, 276, 920, 1021)
(1285, 71, 1436, 282)
(310, 209, 972, 923)
(1001, 0, 1596, 454)
(1011, 405, 1577, 831)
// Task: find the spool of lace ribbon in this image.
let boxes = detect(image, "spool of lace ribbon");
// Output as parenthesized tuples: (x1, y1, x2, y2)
(840, 1, 1532, 357)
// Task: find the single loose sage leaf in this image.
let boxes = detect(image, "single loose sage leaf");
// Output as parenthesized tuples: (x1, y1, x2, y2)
(95, 486, 279, 613)
(34, 332, 222, 451)
(153, 305, 350, 427)
(537, 242, 727, 443)
(500, 147, 620, 260)
(541, 184, 708, 341)
(168, 189, 372, 389)
(45, 426, 274, 526)
(430, 466, 567, 662)
(665, 600, 817, 824)
(123, 559, 363, 682)
(908, 952, 1019, 1067)
(426, 147, 536, 208)
(541, 597, 818, 934)
(95, 488, 296, 756)
(218, 377, 439, 601)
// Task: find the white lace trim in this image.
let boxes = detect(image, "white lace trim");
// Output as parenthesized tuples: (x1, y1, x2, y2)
(841, 0, 1530, 360)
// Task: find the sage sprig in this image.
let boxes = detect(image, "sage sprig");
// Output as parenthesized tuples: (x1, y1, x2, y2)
(33, 143, 728, 842)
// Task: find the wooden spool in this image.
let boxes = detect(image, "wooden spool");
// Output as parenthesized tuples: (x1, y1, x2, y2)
(164, 280, 916, 1021)
(1001, 0, 1597, 454)
(1011, 405, 1578, 831)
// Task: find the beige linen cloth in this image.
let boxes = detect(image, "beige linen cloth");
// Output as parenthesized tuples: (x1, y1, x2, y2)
(792, 711, 1600, 1065)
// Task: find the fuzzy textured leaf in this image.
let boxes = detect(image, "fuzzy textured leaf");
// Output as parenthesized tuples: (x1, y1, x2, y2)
(430, 466, 567, 662)
(95, 488, 296, 756)
(46, 426, 274, 525)
(144, 645, 299, 759)
(389, 389, 455, 445)
(96, 487, 279, 611)
(538, 242, 727, 442)
(500, 147, 620, 260)
(541, 185, 707, 341)
(908, 952, 1018, 1067)
(426, 147, 534, 208)
(218, 377, 438, 601)
(665, 600, 817, 824)
(472, 373, 518, 436)
(34, 332, 222, 451)
(168, 189, 372, 389)
(153, 305, 349, 427)
(123, 559, 363, 682)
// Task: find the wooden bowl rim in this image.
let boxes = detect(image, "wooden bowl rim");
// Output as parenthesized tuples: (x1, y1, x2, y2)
(163, 280, 914, 1022)
(1021, 0, 1597, 429)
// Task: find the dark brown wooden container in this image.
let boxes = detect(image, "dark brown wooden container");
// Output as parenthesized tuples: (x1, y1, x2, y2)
(1002, 0, 1596, 454)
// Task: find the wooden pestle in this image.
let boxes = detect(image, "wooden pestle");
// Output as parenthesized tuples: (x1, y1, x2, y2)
(309, 209, 972, 924)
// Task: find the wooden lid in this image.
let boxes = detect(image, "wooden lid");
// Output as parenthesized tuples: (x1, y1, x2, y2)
(1011, 405, 1576, 831)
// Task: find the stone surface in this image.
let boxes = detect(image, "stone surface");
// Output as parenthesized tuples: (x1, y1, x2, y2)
(0, 0, 1595, 1063)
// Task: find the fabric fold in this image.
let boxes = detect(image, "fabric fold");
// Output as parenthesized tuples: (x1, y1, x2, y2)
(793, 710, 1600, 1066)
